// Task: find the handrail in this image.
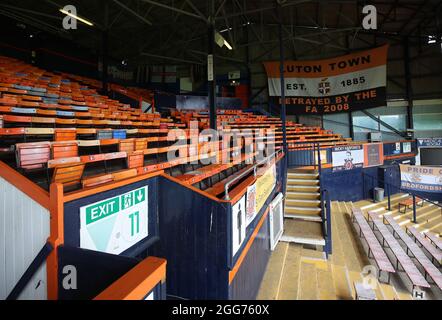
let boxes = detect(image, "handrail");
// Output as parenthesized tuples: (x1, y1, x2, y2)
(224, 148, 283, 200)
(321, 189, 332, 257)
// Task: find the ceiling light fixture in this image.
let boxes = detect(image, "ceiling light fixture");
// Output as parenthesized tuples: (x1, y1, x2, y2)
(215, 31, 233, 50)
(59, 9, 94, 26)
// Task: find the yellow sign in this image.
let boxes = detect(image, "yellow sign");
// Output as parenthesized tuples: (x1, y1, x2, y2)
(255, 164, 277, 214)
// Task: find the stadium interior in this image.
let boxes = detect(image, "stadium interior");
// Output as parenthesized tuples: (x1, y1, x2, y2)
(0, 0, 441, 302)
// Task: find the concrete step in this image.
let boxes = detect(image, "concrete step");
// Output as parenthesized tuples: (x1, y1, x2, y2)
(281, 219, 325, 246)
(287, 185, 320, 193)
(286, 191, 321, 200)
(298, 262, 318, 300)
(286, 199, 321, 208)
(275, 244, 303, 300)
(285, 213, 323, 222)
(285, 205, 322, 216)
(289, 169, 318, 175)
(287, 178, 319, 186)
(288, 172, 319, 180)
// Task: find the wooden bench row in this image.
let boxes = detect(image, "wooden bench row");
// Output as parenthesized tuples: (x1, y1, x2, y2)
(351, 208, 442, 293)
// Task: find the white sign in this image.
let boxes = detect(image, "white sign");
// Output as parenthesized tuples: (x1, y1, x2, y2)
(80, 186, 149, 255)
(403, 142, 412, 153)
(232, 195, 246, 258)
(332, 145, 364, 172)
(207, 55, 214, 81)
(228, 70, 241, 80)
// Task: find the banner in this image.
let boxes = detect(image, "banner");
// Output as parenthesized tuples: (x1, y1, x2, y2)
(255, 164, 277, 214)
(363, 143, 384, 168)
(332, 145, 364, 172)
(400, 165, 442, 193)
(264, 45, 388, 114)
(417, 138, 442, 148)
(245, 184, 257, 227)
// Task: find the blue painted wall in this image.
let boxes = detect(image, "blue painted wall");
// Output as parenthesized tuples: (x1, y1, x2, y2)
(229, 214, 270, 300)
(153, 159, 285, 300)
(287, 149, 332, 167)
(321, 167, 380, 202)
(153, 177, 230, 300)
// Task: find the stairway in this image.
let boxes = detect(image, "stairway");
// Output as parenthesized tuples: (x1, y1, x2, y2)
(281, 169, 326, 248)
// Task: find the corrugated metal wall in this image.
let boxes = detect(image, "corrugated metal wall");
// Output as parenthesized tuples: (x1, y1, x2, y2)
(0, 177, 49, 300)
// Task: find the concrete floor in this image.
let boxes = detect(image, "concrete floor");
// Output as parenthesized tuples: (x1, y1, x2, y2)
(255, 198, 439, 300)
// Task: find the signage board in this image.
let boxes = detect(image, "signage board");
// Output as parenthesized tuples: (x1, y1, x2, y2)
(232, 195, 246, 258)
(264, 45, 388, 114)
(332, 145, 364, 172)
(80, 186, 149, 255)
(255, 164, 277, 214)
(400, 165, 442, 193)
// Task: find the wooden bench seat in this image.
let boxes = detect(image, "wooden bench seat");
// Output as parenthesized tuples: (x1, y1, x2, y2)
(424, 232, 442, 251)
(367, 212, 430, 291)
(383, 215, 442, 290)
(407, 227, 442, 265)
(351, 208, 395, 282)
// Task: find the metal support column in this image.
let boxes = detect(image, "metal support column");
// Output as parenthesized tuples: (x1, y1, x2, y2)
(404, 37, 414, 131)
(278, 4, 288, 195)
(412, 194, 417, 223)
(349, 111, 354, 140)
(102, 1, 109, 95)
(278, 6, 288, 157)
(246, 27, 252, 109)
(208, 1, 217, 130)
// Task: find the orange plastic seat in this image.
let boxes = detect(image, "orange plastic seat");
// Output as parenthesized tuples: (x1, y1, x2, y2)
(16, 142, 51, 170)
(127, 151, 144, 169)
(54, 129, 77, 141)
(82, 174, 114, 188)
(52, 163, 85, 187)
(52, 142, 79, 159)
(119, 139, 135, 153)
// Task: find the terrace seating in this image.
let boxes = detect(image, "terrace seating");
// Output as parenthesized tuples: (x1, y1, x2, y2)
(383, 215, 442, 290)
(0, 55, 353, 196)
(406, 227, 442, 265)
(424, 232, 442, 250)
(351, 208, 395, 283)
(367, 212, 430, 292)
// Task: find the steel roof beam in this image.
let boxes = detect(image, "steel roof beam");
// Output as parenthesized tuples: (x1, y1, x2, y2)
(112, 0, 153, 26)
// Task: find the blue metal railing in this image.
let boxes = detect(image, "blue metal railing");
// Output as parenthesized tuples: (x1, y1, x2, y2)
(362, 171, 442, 224)
(321, 189, 332, 257)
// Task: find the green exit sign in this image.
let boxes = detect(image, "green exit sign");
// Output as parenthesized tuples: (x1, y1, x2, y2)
(80, 186, 149, 255)
(85, 188, 146, 225)
(86, 197, 120, 225)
